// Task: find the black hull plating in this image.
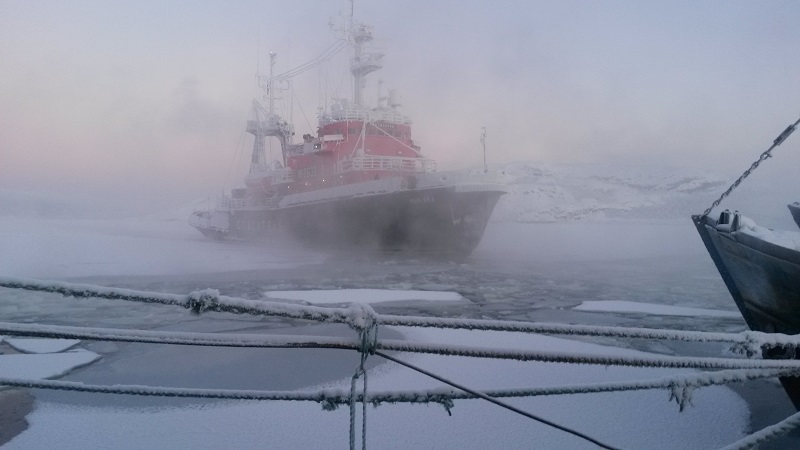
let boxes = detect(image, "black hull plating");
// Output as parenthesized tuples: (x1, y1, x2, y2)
(693, 213, 800, 408)
(202, 187, 503, 256)
(282, 187, 503, 256)
(790, 203, 800, 230)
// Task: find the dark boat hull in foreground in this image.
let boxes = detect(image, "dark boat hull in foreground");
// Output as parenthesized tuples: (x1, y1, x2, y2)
(789, 202, 800, 230)
(693, 211, 800, 407)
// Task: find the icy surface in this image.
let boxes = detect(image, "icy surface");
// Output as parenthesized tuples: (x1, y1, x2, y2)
(0, 195, 790, 448)
(0, 349, 100, 380)
(264, 289, 463, 304)
(574, 300, 741, 318)
(738, 215, 800, 251)
(4, 338, 81, 354)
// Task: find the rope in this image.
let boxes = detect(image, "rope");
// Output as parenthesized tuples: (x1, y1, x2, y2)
(374, 351, 621, 450)
(290, 80, 314, 132)
(6, 319, 800, 372)
(274, 40, 347, 81)
(348, 303, 378, 450)
(719, 409, 800, 450)
(365, 118, 422, 156)
(7, 276, 799, 352)
(2, 367, 798, 406)
(7, 276, 800, 447)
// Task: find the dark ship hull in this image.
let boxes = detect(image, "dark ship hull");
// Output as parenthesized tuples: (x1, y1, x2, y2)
(790, 202, 800, 230)
(283, 186, 504, 256)
(693, 212, 800, 408)
(194, 180, 505, 256)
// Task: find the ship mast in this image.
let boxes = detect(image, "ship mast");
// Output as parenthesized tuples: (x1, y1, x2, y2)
(249, 52, 293, 171)
(348, 4, 383, 108)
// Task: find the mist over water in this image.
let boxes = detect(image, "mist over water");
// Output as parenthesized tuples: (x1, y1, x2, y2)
(2, 1, 800, 447)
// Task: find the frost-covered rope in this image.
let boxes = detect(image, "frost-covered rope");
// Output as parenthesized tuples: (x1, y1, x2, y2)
(348, 303, 378, 450)
(5, 321, 799, 372)
(3, 367, 797, 407)
(0, 321, 363, 350)
(363, 367, 800, 407)
(379, 315, 798, 354)
(378, 339, 800, 371)
(5, 276, 798, 353)
(0, 377, 349, 402)
(718, 409, 800, 450)
(0, 276, 370, 329)
(374, 351, 620, 450)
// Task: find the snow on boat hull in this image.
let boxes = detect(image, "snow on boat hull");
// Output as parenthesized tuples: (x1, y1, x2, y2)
(693, 212, 800, 408)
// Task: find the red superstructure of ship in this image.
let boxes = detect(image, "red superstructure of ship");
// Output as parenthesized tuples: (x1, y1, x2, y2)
(190, 17, 505, 256)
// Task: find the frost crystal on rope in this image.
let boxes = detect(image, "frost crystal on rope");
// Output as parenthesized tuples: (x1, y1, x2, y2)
(668, 383, 695, 412)
(187, 289, 220, 315)
(320, 399, 339, 411)
(729, 331, 763, 358)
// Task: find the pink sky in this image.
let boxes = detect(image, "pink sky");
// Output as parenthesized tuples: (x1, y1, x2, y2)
(2, 0, 799, 213)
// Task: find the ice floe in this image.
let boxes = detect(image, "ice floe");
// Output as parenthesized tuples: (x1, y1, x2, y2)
(4, 338, 81, 354)
(574, 300, 741, 318)
(0, 349, 99, 380)
(263, 289, 463, 304)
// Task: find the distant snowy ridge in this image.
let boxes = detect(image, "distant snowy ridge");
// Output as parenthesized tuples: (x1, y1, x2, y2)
(2, 162, 727, 222)
(491, 162, 728, 222)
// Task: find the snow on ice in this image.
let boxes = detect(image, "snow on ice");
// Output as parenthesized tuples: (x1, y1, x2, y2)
(574, 300, 741, 318)
(4, 338, 81, 354)
(0, 349, 99, 380)
(264, 289, 463, 304)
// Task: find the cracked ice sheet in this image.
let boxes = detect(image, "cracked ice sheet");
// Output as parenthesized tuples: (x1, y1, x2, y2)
(0, 349, 100, 379)
(264, 289, 463, 304)
(4, 338, 81, 354)
(6, 327, 748, 450)
(574, 300, 742, 318)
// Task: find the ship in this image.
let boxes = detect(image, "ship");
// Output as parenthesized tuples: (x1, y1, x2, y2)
(693, 210, 800, 408)
(189, 16, 505, 256)
(789, 202, 800, 229)
(692, 116, 800, 409)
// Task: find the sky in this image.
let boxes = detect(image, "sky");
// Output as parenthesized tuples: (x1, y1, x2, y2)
(1, 0, 799, 214)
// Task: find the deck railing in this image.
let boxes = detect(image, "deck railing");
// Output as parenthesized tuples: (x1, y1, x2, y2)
(337, 156, 436, 174)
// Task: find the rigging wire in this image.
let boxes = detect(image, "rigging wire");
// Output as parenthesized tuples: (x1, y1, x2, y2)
(223, 108, 253, 187)
(375, 350, 621, 450)
(274, 40, 348, 82)
(290, 81, 314, 132)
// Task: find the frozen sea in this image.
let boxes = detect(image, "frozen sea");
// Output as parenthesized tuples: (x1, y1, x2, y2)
(0, 214, 798, 449)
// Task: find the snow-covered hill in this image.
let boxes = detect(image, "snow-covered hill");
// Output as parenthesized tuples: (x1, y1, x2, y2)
(1, 162, 730, 223)
(491, 162, 728, 222)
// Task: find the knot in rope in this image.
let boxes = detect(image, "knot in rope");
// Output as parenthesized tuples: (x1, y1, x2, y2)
(186, 289, 220, 315)
(431, 394, 455, 416)
(729, 331, 763, 358)
(346, 303, 379, 358)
